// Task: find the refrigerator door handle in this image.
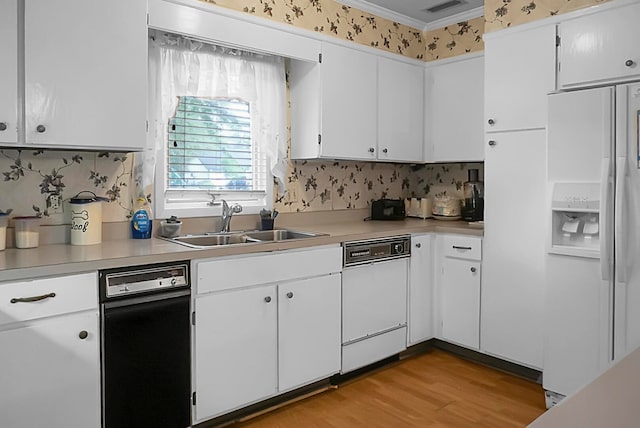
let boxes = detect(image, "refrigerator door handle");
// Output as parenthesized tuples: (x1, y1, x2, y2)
(600, 157, 613, 281)
(615, 156, 627, 283)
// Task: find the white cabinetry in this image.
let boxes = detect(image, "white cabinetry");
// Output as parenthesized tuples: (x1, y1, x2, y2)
(425, 53, 484, 162)
(195, 285, 278, 420)
(0, 273, 100, 428)
(0, 0, 147, 150)
(378, 57, 424, 162)
(558, 2, 640, 88)
(436, 235, 482, 350)
(193, 246, 342, 423)
(0, 0, 18, 144)
(408, 234, 434, 345)
(484, 24, 556, 132)
(290, 42, 423, 162)
(482, 129, 546, 369)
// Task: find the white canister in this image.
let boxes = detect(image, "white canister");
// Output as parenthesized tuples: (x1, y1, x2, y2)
(69, 191, 108, 245)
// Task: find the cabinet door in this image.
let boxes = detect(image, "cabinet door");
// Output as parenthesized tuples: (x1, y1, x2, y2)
(0, 0, 18, 144)
(320, 43, 377, 160)
(441, 257, 480, 350)
(427, 55, 484, 162)
(194, 286, 278, 422)
(0, 311, 100, 428)
(482, 129, 546, 369)
(24, 0, 147, 150)
(558, 3, 640, 88)
(278, 274, 341, 391)
(378, 57, 424, 162)
(484, 24, 556, 132)
(408, 234, 433, 345)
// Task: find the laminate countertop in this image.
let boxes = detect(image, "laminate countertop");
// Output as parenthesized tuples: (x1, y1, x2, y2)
(528, 345, 640, 428)
(0, 218, 483, 283)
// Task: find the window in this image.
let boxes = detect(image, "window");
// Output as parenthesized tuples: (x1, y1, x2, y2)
(167, 97, 266, 193)
(149, 32, 286, 218)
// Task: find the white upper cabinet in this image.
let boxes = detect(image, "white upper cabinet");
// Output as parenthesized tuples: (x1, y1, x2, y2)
(558, 2, 640, 88)
(290, 42, 377, 161)
(484, 24, 557, 132)
(290, 42, 423, 162)
(0, 0, 18, 144)
(378, 57, 424, 162)
(426, 54, 484, 162)
(22, 0, 147, 150)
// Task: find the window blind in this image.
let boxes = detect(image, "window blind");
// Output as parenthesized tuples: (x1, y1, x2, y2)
(167, 96, 267, 192)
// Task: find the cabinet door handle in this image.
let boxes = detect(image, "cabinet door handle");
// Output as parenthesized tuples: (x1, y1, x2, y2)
(36, 124, 46, 133)
(452, 245, 472, 251)
(382, 148, 388, 154)
(264, 296, 272, 303)
(286, 292, 294, 299)
(488, 140, 496, 147)
(0, 122, 7, 131)
(625, 59, 635, 67)
(78, 330, 89, 340)
(415, 243, 422, 248)
(368, 147, 375, 153)
(10, 292, 56, 304)
(470, 267, 477, 273)
(488, 118, 495, 125)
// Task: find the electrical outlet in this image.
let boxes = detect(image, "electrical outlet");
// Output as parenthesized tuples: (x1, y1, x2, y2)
(47, 194, 63, 214)
(285, 188, 299, 203)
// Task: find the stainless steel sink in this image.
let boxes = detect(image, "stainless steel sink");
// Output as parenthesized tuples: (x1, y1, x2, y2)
(161, 229, 327, 249)
(243, 230, 324, 241)
(166, 233, 250, 248)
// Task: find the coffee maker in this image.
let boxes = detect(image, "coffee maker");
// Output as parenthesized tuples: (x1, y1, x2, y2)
(461, 169, 484, 221)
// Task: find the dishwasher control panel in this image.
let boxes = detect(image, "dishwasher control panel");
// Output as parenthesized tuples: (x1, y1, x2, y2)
(99, 261, 190, 299)
(343, 236, 410, 267)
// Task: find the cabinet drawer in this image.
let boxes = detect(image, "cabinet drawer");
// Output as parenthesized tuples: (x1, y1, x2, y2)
(442, 235, 482, 260)
(0, 273, 98, 326)
(196, 245, 342, 294)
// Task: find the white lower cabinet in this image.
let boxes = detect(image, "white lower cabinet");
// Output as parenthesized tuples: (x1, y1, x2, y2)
(408, 234, 434, 345)
(0, 273, 100, 428)
(194, 285, 279, 422)
(192, 246, 342, 423)
(436, 235, 482, 350)
(278, 275, 341, 391)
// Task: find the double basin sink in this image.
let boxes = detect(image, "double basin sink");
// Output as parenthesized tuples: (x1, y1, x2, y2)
(162, 229, 327, 249)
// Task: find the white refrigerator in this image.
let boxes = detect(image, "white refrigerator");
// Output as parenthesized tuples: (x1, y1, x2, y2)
(544, 83, 640, 404)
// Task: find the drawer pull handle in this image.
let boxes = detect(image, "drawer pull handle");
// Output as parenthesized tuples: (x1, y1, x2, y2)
(264, 296, 272, 303)
(10, 292, 56, 304)
(452, 246, 472, 251)
(470, 267, 477, 273)
(78, 330, 89, 340)
(286, 292, 294, 299)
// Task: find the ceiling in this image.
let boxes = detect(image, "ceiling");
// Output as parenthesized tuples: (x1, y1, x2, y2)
(337, 0, 484, 29)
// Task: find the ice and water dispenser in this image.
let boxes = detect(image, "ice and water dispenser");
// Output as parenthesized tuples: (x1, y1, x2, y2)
(550, 182, 600, 257)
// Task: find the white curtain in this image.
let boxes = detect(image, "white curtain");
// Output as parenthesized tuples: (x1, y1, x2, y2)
(140, 32, 288, 199)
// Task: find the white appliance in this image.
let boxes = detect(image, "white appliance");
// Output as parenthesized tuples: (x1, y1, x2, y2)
(341, 236, 410, 373)
(544, 84, 640, 405)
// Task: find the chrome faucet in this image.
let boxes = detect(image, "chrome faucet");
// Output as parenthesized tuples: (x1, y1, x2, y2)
(220, 200, 242, 233)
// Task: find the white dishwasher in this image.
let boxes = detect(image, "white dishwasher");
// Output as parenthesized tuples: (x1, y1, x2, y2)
(341, 236, 410, 373)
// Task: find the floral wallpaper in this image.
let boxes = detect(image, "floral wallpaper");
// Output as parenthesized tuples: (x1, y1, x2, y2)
(485, 0, 612, 32)
(200, 0, 426, 59)
(271, 159, 483, 213)
(424, 16, 485, 61)
(0, 149, 134, 224)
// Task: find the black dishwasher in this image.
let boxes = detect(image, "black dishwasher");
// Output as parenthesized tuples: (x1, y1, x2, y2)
(99, 261, 191, 428)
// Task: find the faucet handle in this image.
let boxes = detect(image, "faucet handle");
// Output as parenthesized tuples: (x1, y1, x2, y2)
(207, 193, 219, 206)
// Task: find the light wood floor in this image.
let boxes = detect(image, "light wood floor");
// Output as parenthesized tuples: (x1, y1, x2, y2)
(234, 349, 547, 428)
